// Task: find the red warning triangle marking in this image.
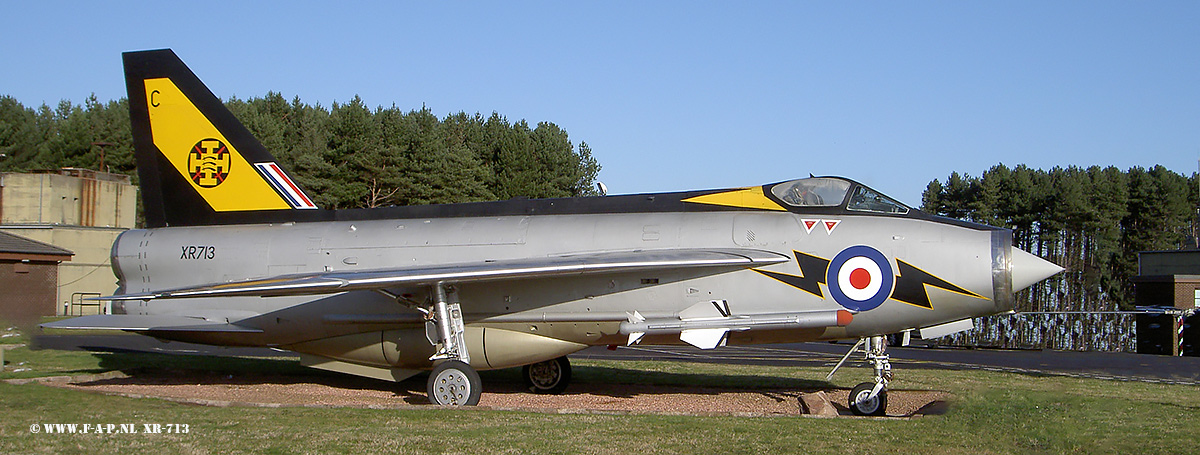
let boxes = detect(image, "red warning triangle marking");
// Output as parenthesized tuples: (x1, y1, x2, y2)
(802, 219, 819, 234)
(823, 219, 841, 234)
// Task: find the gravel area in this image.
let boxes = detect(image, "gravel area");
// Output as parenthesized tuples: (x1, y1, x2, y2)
(43, 371, 950, 418)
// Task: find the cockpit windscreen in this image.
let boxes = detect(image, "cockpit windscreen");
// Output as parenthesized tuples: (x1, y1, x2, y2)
(846, 186, 909, 214)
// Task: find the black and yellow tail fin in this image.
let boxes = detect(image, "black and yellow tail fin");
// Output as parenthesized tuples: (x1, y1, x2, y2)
(124, 49, 322, 228)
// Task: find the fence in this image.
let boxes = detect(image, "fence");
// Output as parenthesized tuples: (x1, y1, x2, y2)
(68, 292, 103, 316)
(942, 312, 1137, 352)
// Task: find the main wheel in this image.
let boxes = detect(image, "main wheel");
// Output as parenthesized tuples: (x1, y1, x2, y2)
(849, 382, 887, 416)
(522, 356, 571, 394)
(427, 360, 482, 406)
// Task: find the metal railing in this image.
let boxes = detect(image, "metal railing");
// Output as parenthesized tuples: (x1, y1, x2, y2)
(68, 292, 103, 316)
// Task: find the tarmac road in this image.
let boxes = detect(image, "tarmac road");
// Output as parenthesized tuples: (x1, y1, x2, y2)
(574, 342, 1200, 386)
(32, 334, 1200, 386)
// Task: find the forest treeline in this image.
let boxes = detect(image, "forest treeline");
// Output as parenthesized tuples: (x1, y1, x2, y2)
(4, 93, 1196, 315)
(921, 164, 1198, 312)
(0, 93, 600, 209)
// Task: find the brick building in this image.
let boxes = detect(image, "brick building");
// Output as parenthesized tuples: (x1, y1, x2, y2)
(1134, 250, 1200, 356)
(0, 231, 72, 322)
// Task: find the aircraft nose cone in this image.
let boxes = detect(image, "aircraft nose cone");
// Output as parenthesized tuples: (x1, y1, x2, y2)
(1011, 248, 1063, 292)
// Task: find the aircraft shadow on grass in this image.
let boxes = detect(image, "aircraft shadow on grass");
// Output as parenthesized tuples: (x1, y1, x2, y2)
(79, 351, 834, 403)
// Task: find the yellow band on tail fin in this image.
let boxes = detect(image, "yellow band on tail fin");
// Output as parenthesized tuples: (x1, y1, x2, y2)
(126, 49, 321, 227)
(144, 78, 291, 212)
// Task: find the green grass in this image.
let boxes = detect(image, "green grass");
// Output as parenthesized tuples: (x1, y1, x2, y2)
(1, 325, 25, 345)
(1, 329, 1197, 454)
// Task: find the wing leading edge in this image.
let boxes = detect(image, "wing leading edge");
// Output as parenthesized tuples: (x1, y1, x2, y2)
(100, 248, 790, 301)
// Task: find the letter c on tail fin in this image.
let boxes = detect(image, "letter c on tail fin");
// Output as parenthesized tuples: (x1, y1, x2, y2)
(124, 49, 319, 228)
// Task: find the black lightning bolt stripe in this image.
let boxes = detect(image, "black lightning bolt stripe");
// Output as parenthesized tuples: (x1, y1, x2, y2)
(758, 250, 985, 311)
(754, 251, 830, 299)
(891, 259, 987, 309)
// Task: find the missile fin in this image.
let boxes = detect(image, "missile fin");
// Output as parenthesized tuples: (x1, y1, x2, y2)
(627, 331, 645, 346)
(680, 328, 729, 350)
(628, 311, 646, 323)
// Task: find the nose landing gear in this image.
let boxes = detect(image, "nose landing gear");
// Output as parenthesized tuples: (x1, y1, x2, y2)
(828, 335, 892, 416)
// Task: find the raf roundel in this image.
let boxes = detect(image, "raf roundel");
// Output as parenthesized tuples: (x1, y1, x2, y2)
(825, 245, 895, 312)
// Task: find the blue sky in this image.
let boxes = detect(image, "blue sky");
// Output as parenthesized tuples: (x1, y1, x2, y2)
(3, 1, 1197, 206)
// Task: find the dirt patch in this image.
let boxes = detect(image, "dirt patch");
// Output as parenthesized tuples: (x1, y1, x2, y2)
(38, 370, 950, 418)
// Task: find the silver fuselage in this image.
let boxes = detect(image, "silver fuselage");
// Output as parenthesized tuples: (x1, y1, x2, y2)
(111, 208, 1010, 359)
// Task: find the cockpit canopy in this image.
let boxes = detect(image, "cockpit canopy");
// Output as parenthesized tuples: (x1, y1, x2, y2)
(769, 177, 910, 215)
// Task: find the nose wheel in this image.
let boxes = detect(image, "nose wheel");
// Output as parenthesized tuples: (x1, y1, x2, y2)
(849, 381, 887, 416)
(828, 335, 892, 416)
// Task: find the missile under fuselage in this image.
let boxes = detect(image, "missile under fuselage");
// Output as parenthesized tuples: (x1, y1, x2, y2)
(618, 303, 853, 349)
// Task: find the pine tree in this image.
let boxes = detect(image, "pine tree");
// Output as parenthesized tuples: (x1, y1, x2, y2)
(0, 92, 603, 212)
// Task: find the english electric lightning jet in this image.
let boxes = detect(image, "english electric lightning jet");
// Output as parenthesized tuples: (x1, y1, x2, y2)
(45, 49, 1063, 415)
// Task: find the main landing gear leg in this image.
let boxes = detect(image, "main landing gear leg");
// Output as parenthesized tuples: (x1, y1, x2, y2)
(424, 282, 480, 406)
(827, 335, 891, 416)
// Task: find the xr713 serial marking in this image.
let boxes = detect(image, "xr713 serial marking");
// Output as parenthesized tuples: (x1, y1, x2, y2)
(180, 245, 215, 260)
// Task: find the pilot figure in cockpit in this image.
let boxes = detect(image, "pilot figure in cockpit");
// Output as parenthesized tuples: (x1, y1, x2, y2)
(782, 181, 824, 206)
